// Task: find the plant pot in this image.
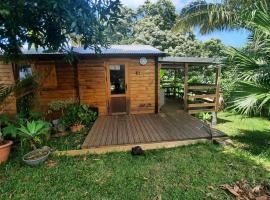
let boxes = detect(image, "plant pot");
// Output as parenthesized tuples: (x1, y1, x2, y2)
(70, 124, 85, 133)
(22, 147, 50, 166)
(0, 140, 13, 164)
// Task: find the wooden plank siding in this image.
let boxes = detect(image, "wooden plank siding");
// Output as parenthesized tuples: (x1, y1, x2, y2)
(0, 56, 158, 116)
(128, 58, 156, 114)
(78, 57, 157, 115)
(36, 61, 76, 110)
(78, 58, 107, 115)
(0, 62, 16, 115)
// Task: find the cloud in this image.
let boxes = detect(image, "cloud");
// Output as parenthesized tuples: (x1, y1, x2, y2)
(120, 0, 189, 10)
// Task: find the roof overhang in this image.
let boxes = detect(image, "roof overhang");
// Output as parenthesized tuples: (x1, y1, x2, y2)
(158, 56, 223, 66)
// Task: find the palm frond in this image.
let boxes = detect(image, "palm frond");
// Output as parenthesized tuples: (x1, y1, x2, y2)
(230, 81, 270, 116)
(0, 75, 39, 105)
(174, 0, 256, 34)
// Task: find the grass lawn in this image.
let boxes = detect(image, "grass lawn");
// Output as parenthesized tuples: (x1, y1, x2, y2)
(215, 111, 270, 167)
(0, 112, 269, 200)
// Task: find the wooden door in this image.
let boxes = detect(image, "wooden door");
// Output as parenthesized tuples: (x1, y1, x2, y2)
(107, 63, 128, 115)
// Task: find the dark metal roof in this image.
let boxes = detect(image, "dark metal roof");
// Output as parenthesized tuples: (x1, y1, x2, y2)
(21, 45, 165, 56)
(158, 56, 222, 64)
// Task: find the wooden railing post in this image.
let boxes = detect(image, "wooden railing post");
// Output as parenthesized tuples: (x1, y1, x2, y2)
(184, 63, 189, 112)
(215, 66, 221, 112)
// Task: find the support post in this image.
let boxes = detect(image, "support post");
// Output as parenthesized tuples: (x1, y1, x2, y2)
(154, 57, 159, 114)
(184, 63, 189, 112)
(215, 66, 221, 112)
(72, 60, 80, 103)
(173, 68, 177, 98)
(212, 66, 221, 125)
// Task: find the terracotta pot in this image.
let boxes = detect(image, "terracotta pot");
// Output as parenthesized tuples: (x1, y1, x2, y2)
(70, 124, 85, 133)
(0, 140, 13, 164)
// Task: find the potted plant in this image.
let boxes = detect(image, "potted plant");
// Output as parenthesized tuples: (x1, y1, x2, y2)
(0, 113, 17, 164)
(0, 137, 13, 164)
(60, 104, 84, 133)
(17, 120, 52, 166)
(60, 103, 97, 133)
(47, 99, 74, 133)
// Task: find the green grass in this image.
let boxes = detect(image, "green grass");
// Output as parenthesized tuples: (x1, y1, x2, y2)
(0, 111, 269, 200)
(1, 144, 269, 200)
(215, 112, 270, 166)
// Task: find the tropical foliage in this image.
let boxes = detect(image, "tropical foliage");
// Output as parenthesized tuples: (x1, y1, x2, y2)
(177, 0, 270, 117)
(59, 103, 97, 127)
(227, 1, 270, 116)
(0, 0, 122, 58)
(175, 0, 258, 34)
(109, 0, 226, 57)
(17, 120, 51, 150)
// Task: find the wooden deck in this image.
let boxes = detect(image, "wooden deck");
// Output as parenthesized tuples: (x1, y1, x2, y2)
(82, 111, 224, 149)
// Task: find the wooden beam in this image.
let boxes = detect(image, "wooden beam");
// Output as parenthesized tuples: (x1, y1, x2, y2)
(188, 103, 216, 108)
(188, 94, 216, 99)
(154, 57, 159, 114)
(188, 84, 216, 90)
(215, 66, 221, 111)
(173, 68, 177, 97)
(184, 63, 189, 112)
(55, 139, 210, 155)
(72, 60, 80, 103)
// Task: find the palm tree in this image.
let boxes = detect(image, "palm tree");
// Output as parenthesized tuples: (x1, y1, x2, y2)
(175, 0, 270, 117)
(174, 0, 264, 34)
(226, 1, 270, 116)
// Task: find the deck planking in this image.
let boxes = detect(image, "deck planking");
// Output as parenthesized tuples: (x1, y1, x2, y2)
(82, 112, 225, 149)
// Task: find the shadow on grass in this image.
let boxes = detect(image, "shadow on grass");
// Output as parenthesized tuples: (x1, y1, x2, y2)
(217, 117, 232, 124)
(232, 129, 270, 157)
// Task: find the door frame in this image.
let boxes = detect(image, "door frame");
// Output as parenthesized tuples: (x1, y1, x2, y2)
(105, 60, 130, 115)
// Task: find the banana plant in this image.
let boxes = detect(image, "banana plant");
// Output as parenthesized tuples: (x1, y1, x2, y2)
(17, 120, 51, 150)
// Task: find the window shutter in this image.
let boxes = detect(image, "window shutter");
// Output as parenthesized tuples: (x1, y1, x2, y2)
(33, 62, 58, 89)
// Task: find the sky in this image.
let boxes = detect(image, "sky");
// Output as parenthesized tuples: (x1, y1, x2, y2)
(121, 0, 249, 47)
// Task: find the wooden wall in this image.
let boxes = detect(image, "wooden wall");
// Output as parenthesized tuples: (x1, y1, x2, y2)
(78, 58, 107, 115)
(0, 62, 16, 115)
(128, 58, 156, 114)
(0, 56, 159, 116)
(34, 60, 76, 111)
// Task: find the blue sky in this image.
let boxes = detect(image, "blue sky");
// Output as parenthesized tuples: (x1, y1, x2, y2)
(121, 0, 249, 47)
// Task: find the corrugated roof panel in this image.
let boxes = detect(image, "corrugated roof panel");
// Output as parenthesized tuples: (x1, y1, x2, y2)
(21, 45, 164, 55)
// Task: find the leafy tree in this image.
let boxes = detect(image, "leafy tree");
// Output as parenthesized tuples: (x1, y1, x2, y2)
(201, 39, 226, 57)
(137, 0, 177, 30)
(106, 6, 137, 44)
(0, 0, 122, 58)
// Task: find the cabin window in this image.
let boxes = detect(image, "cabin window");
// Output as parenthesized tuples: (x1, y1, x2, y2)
(110, 64, 125, 94)
(19, 65, 32, 80)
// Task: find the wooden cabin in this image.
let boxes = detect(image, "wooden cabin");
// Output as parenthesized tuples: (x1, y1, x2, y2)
(0, 45, 225, 151)
(0, 45, 165, 116)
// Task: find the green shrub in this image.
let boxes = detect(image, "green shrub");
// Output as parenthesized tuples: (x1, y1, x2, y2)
(17, 120, 51, 150)
(60, 103, 97, 127)
(48, 99, 74, 114)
